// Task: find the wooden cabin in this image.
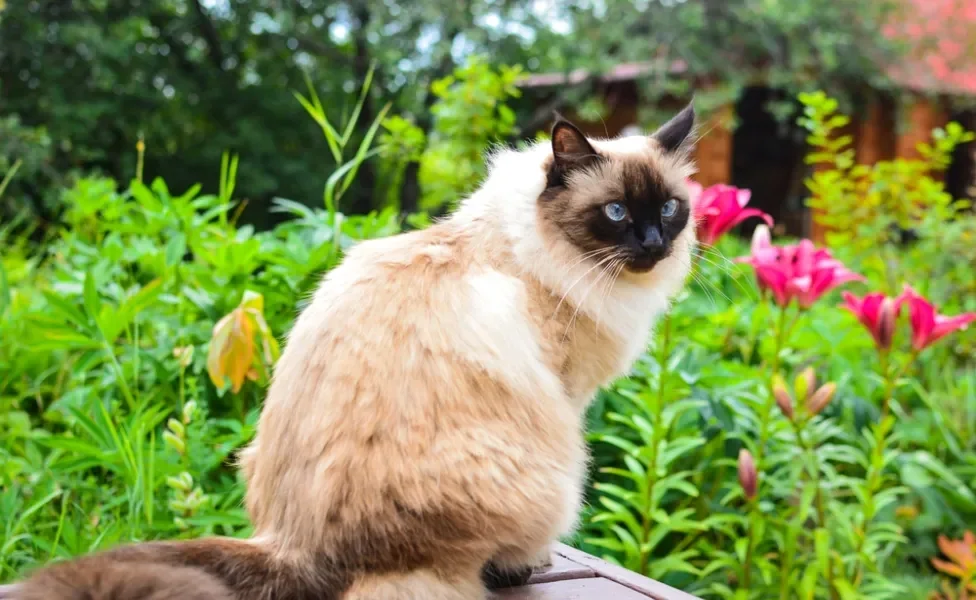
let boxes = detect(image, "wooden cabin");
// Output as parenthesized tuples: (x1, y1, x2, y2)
(517, 0, 976, 243)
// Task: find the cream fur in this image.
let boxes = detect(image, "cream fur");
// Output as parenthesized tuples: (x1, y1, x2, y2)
(238, 131, 698, 599)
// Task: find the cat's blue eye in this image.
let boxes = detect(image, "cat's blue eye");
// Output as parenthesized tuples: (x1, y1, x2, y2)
(603, 202, 628, 222)
(661, 198, 679, 218)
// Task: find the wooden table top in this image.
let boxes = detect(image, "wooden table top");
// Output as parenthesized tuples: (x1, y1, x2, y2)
(496, 544, 703, 599)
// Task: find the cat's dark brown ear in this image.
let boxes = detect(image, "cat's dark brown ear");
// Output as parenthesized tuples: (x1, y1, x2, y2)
(547, 119, 600, 188)
(551, 119, 598, 167)
(651, 100, 696, 155)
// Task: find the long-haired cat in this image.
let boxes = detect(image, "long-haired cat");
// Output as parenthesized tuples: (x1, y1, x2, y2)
(0, 101, 698, 600)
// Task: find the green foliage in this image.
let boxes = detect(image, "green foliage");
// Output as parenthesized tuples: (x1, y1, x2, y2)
(0, 1, 547, 220)
(799, 89, 976, 354)
(800, 91, 973, 261)
(378, 116, 427, 210)
(417, 56, 523, 212)
(0, 115, 62, 220)
(295, 63, 393, 214)
(580, 95, 976, 599)
(0, 157, 400, 578)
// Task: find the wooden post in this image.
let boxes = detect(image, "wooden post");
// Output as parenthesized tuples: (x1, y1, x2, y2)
(855, 96, 896, 166)
(692, 103, 733, 188)
(895, 94, 948, 161)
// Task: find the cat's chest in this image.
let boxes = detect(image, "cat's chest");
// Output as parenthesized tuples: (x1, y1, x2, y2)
(528, 283, 656, 408)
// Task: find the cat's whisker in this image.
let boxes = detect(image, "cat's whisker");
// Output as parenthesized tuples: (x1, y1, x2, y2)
(694, 245, 740, 275)
(549, 248, 617, 322)
(693, 247, 758, 301)
(675, 253, 728, 309)
(592, 256, 621, 336)
(562, 253, 620, 341)
(594, 257, 627, 337)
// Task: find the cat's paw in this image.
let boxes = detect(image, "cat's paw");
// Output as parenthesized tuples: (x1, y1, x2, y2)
(480, 561, 534, 589)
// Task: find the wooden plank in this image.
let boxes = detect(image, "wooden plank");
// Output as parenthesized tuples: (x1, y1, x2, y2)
(554, 544, 703, 600)
(527, 553, 596, 584)
(495, 577, 654, 599)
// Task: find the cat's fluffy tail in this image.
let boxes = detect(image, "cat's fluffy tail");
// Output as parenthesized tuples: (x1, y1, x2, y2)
(0, 537, 339, 600)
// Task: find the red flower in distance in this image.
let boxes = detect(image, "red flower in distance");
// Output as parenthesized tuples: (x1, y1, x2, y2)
(737, 227, 863, 308)
(841, 292, 901, 351)
(899, 285, 976, 351)
(690, 182, 773, 246)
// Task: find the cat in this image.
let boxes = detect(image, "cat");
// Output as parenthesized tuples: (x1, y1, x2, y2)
(0, 101, 699, 600)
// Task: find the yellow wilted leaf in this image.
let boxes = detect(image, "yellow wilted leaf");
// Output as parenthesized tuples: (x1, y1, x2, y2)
(207, 290, 278, 393)
(239, 289, 264, 313)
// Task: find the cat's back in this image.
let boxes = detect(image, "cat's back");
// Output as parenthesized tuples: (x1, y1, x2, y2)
(280, 219, 560, 401)
(292, 222, 487, 351)
(243, 219, 576, 548)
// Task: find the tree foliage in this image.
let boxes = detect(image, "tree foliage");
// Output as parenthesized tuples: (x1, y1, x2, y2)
(0, 0, 916, 223)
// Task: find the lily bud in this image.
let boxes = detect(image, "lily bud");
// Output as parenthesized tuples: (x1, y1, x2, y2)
(738, 449, 758, 500)
(772, 375, 794, 421)
(795, 367, 816, 403)
(807, 382, 837, 416)
(877, 297, 896, 351)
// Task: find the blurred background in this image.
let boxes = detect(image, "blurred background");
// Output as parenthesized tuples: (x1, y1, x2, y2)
(2, 3, 976, 599)
(2, 0, 974, 236)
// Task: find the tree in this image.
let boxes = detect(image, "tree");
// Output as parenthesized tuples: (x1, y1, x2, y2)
(515, 0, 915, 126)
(0, 0, 921, 225)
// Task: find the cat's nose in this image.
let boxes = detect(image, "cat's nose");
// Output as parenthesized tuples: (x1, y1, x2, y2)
(641, 225, 664, 250)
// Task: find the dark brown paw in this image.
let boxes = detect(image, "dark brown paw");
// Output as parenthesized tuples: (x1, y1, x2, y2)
(481, 561, 534, 589)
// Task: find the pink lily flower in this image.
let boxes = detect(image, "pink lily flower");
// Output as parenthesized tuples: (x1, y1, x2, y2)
(692, 182, 774, 246)
(736, 225, 788, 303)
(737, 227, 863, 308)
(898, 285, 976, 351)
(841, 292, 901, 351)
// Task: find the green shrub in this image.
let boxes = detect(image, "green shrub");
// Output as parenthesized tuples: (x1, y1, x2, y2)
(579, 95, 976, 599)
(0, 164, 401, 577)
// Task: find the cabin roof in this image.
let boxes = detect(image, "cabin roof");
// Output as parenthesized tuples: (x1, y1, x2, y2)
(519, 0, 976, 96)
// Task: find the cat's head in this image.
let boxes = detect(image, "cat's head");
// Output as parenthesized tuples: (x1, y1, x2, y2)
(538, 102, 697, 274)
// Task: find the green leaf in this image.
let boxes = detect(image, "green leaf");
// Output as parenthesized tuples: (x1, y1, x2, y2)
(0, 261, 9, 318)
(42, 291, 89, 330)
(165, 233, 187, 267)
(325, 146, 385, 213)
(82, 271, 99, 325)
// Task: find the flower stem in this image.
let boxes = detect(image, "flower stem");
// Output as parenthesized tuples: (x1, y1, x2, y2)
(742, 301, 767, 363)
(741, 305, 791, 594)
(755, 304, 791, 469)
(880, 351, 917, 419)
(742, 501, 757, 591)
(637, 313, 673, 575)
(853, 351, 914, 587)
(852, 417, 893, 588)
(793, 419, 838, 600)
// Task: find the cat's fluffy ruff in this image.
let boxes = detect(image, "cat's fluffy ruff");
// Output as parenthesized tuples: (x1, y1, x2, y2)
(4, 109, 698, 600)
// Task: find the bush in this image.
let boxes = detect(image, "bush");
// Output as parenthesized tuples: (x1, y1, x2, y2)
(0, 166, 400, 577)
(579, 93, 976, 599)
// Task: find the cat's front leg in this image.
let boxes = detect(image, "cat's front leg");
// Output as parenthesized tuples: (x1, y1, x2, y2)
(480, 561, 534, 589)
(480, 545, 552, 589)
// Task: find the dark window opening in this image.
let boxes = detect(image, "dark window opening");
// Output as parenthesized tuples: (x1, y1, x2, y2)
(730, 86, 809, 240)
